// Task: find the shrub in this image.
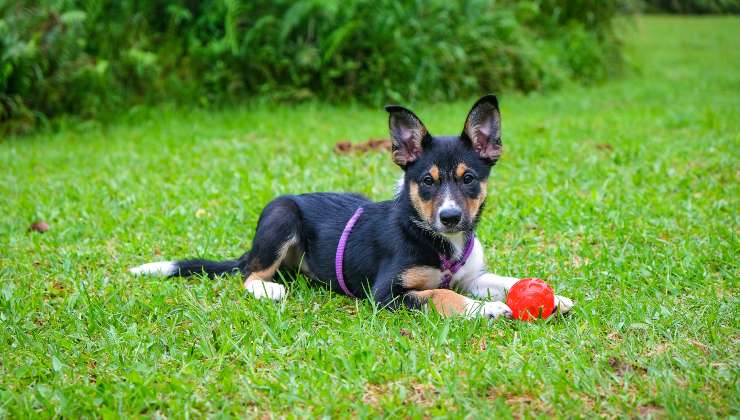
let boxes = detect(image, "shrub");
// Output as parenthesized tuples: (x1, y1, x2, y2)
(640, 0, 740, 13)
(1, 0, 627, 135)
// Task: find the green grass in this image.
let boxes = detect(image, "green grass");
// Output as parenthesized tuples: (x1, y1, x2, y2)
(1, 16, 738, 418)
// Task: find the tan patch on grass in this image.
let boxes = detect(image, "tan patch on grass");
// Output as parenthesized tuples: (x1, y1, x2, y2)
(470, 332, 504, 352)
(638, 404, 666, 418)
(51, 280, 66, 293)
(688, 339, 709, 354)
(571, 255, 590, 268)
(362, 383, 385, 407)
(608, 356, 648, 377)
(406, 382, 439, 407)
(646, 343, 670, 357)
(487, 389, 554, 417)
(87, 359, 98, 384)
(363, 381, 439, 408)
(477, 336, 487, 351)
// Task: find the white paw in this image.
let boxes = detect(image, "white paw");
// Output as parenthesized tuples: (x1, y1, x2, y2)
(465, 300, 512, 320)
(244, 280, 287, 300)
(554, 295, 574, 314)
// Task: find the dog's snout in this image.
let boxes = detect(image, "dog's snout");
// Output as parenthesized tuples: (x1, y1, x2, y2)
(439, 208, 462, 227)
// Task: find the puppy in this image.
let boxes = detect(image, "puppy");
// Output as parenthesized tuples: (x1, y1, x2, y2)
(131, 95, 574, 319)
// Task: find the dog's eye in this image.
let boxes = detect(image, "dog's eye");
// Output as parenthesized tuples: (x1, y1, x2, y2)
(463, 173, 476, 184)
(422, 175, 435, 186)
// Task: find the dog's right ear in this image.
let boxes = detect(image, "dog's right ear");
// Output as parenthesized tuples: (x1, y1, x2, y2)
(385, 105, 429, 168)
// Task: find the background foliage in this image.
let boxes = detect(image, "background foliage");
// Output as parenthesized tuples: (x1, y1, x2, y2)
(641, 0, 740, 13)
(1, 0, 626, 134)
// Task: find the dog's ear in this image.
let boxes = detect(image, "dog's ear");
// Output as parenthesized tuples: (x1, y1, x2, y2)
(385, 105, 429, 167)
(462, 94, 502, 163)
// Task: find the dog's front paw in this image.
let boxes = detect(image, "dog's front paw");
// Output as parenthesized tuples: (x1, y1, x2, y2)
(465, 300, 512, 320)
(554, 295, 574, 314)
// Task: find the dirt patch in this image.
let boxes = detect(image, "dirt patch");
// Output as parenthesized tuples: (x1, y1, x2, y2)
(638, 403, 665, 418)
(29, 220, 49, 233)
(362, 383, 385, 407)
(488, 389, 554, 417)
(477, 336, 487, 351)
(334, 139, 392, 155)
(363, 381, 439, 408)
(608, 356, 648, 377)
(646, 343, 670, 357)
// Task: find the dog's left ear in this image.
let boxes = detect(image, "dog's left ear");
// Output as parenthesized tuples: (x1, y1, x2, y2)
(462, 94, 502, 163)
(385, 105, 429, 168)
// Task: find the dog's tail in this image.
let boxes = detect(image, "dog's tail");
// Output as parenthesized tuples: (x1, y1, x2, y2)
(129, 257, 242, 278)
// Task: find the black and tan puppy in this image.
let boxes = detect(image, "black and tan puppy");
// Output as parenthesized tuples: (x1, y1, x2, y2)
(131, 95, 574, 319)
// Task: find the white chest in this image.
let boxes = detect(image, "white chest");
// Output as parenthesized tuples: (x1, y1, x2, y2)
(449, 237, 485, 287)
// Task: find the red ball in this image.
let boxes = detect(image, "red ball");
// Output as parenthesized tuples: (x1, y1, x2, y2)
(506, 278, 555, 321)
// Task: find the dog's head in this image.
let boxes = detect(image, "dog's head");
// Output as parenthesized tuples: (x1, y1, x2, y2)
(386, 95, 502, 236)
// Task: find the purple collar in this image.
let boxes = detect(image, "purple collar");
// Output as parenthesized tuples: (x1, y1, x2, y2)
(335, 207, 364, 297)
(438, 233, 475, 289)
(336, 207, 475, 297)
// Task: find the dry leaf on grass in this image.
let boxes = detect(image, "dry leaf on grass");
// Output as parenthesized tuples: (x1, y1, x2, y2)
(29, 220, 49, 233)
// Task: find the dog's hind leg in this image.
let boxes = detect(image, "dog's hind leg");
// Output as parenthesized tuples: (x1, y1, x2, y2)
(242, 197, 303, 300)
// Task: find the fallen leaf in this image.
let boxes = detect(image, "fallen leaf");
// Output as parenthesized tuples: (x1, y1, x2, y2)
(688, 339, 709, 354)
(29, 220, 49, 233)
(334, 141, 353, 154)
(608, 356, 647, 376)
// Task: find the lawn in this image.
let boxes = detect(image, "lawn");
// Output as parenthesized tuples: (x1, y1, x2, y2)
(1, 16, 738, 418)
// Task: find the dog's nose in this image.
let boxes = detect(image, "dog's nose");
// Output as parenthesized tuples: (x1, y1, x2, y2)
(439, 208, 462, 227)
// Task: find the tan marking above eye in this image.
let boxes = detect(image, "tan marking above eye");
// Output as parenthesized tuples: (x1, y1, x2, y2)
(401, 266, 441, 290)
(429, 165, 440, 182)
(409, 182, 435, 223)
(455, 163, 468, 178)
